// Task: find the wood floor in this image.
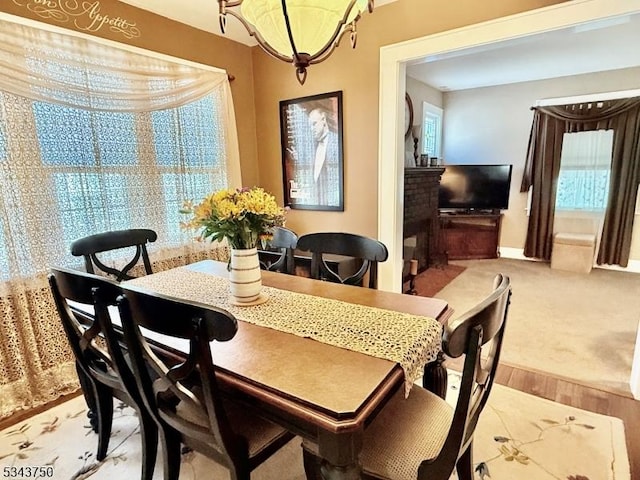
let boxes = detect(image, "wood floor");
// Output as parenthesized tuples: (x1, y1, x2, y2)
(495, 363, 640, 480)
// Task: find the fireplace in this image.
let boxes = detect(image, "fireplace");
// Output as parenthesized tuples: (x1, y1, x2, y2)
(403, 167, 444, 277)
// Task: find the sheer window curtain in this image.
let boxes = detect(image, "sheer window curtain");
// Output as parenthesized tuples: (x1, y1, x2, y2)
(556, 130, 613, 212)
(554, 130, 614, 261)
(0, 16, 241, 419)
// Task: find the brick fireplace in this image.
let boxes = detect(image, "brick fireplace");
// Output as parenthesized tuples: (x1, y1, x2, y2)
(403, 167, 444, 276)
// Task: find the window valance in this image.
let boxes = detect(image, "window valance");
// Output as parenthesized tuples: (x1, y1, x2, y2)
(0, 18, 229, 112)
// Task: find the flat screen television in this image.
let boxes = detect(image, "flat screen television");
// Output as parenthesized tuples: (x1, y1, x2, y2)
(438, 164, 513, 212)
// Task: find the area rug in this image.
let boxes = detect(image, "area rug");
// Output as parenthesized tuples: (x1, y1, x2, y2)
(0, 375, 629, 480)
(433, 258, 640, 398)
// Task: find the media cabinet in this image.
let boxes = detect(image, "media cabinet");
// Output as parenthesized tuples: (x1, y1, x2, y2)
(438, 211, 502, 260)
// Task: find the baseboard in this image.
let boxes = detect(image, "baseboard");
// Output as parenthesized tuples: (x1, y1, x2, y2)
(499, 247, 640, 273)
(499, 247, 540, 262)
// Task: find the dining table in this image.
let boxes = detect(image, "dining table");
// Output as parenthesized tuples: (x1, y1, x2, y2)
(122, 259, 452, 479)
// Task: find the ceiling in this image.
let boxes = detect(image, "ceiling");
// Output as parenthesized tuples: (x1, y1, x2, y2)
(406, 12, 640, 91)
(118, 1, 640, 92)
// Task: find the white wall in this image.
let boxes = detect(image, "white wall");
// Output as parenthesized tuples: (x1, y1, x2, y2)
(405, 76, 444, 164)
(441, 66, 640, 259)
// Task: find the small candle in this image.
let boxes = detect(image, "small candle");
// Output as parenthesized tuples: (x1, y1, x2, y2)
(410, 259, 418, 276)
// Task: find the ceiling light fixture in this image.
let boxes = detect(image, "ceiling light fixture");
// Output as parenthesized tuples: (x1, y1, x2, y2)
(218, 0, 374, 84)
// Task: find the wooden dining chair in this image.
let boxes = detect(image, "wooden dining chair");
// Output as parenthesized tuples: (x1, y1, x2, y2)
(258, 226, 298, 274)
(302, 273, 512, 480)
(116, 285, 295, 480)
(48, 266, 158, 480)
(296, 232, 389, 288)
(70, 228, 158, 282)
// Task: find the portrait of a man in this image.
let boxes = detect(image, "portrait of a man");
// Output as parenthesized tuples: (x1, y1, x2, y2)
(280, 91, 344, 211)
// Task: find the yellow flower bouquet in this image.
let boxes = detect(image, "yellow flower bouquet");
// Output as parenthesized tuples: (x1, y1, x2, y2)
(180, 187, 286, 250)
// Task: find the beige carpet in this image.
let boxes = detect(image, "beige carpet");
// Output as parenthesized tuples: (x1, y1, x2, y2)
(0, 374, 629, 480)
(435, 258, 640, 397)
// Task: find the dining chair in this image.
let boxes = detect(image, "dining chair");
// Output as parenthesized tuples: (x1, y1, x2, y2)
(70, 228, 158, 282)
(116, 285, 295, 480)
(48, 266, 158, 480)
(258, 226, 298, 274)
(296, 232, 389, 288)
(302, 273, 512, 480)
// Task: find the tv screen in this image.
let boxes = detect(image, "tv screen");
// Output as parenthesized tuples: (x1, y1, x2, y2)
(438, 164, 513, 211)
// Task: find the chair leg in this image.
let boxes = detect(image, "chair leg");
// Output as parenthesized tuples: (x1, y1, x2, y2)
(456, 442, 474, 480)
(138, 410, 158, 480)
(76, 364, 99, 433)
(160, 428, 182, 480)
(94, 386, 114, 461)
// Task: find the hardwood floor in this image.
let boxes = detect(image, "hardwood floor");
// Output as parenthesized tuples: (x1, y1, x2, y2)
(496, 363, 640, 480)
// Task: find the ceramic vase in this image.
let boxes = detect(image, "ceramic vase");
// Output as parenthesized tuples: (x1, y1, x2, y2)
(229, 247, 262, 303)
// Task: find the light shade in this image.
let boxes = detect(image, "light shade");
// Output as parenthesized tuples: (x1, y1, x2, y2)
(218, 0, 374, 84)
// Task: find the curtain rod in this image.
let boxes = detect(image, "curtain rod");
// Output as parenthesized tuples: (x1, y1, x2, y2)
(535, 88, 640, 107)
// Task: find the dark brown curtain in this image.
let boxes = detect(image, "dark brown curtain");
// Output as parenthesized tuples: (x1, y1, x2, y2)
(520, 97, 640, 266)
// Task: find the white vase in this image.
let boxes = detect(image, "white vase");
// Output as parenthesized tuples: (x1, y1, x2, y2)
(229, 247, 262, 303)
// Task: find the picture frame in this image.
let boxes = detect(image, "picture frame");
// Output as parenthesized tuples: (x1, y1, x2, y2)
(279, 91, 344, 211)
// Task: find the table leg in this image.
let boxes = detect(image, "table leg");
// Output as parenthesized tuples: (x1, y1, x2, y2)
(320, 461, 361, 480)
(317, 430, 363, 480)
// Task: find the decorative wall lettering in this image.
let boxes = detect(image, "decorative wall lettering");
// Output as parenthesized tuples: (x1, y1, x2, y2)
(12, 0, 141, 39)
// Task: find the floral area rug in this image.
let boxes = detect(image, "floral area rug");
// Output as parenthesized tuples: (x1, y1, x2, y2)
(0, 375, 629, 480)
(445, 373, 630, 480)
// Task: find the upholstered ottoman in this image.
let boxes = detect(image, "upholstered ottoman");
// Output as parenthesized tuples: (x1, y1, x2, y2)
(551, 232, 596, 273)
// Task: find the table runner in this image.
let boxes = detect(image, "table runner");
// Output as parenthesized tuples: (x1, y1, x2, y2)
(125, 267, 442, 395)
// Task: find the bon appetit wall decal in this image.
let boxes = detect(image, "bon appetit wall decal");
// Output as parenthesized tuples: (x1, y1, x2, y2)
(12, 0, 141, 39)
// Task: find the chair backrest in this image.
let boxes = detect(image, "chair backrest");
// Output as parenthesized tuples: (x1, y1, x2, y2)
(418, 273, 511, 479)
(116, 285, 243, 464)
(70, 228, 158, 282)
(259, 227, 298, 274)
(47, 266, 139, 397)
(296, 232, 389, 288)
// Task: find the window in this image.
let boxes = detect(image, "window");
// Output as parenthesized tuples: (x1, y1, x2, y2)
(555, 130, 614, 211)
(421, 102, 443, 158)
(0, 91, 229, 279)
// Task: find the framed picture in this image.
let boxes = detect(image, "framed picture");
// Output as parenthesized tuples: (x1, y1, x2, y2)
(279, 91, 344, 211)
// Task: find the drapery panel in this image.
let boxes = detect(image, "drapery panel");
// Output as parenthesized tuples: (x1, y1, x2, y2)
(0, 17, 240, 420)
(520, 97, 640, 266)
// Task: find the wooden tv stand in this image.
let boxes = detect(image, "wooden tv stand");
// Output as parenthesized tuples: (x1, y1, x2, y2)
(438, 211, 502, 260)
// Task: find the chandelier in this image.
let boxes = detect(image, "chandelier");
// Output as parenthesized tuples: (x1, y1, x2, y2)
(218, 1, 374, 84)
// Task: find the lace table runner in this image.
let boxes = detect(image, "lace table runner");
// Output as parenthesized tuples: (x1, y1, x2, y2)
(125, 267, 442, 395)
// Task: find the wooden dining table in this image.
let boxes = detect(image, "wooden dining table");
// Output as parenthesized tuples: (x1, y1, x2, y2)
(123, 260, 452, 479)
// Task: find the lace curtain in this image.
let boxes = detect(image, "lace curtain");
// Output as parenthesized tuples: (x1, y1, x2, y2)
(555, 130, 614, 211)
(0, 17, 240, 420)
